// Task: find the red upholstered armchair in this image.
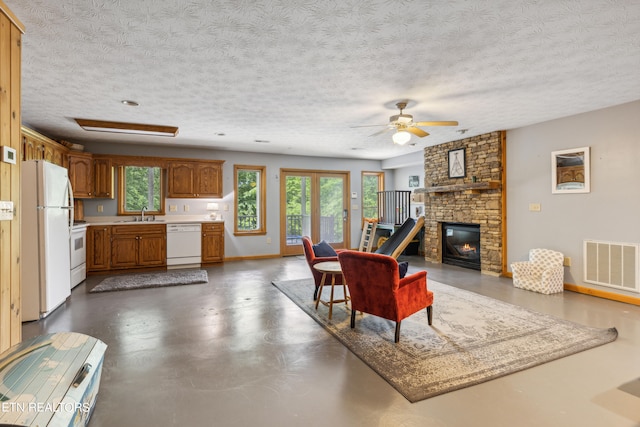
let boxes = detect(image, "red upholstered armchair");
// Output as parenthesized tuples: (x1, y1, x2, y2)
(301, 236, 346, 301)
(338, 251, 434, 343)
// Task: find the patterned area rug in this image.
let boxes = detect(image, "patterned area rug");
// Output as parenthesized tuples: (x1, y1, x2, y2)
(90, 270, 208, 293)
(272, 278, 617, 402)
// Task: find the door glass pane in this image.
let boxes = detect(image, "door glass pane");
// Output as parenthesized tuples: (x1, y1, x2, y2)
(285, 175, 311, 246)
(319, 176, 344, 243)
(362, 173, 381, 219)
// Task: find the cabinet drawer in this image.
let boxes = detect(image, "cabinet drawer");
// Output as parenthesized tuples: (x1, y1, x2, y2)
(202, 222, 223, 233)
(112, 224, 166, 235)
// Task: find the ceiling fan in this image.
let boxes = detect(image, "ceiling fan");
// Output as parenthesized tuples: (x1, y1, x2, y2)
(354, 102, 458, 144)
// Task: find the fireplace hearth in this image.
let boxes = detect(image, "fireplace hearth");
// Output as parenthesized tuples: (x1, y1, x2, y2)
(442, 223, 481, 270)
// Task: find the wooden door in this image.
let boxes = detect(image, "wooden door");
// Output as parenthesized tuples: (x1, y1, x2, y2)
(202, 223, 224, 262)
(138, 234, 166, 266)
(280, 169, 349, 256)
(93, 157, 114, 198)
(167, 161, 196, 197)
(195, 163, 222, 197)
(69, 153, 93, 198)
(110, 234, 138, 268)
(87, 226, 111, 271)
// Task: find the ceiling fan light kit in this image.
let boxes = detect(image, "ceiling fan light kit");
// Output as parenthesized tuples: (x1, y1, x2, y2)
(392, 130, 411, 145)
(74, 118, 179, 137)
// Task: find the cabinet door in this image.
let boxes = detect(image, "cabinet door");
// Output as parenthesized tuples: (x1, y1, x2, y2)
(167, 161, 196, 197)
(43, 144, 55, 163)
(87, 226, 111, 271)
(69, 154, 93, 198)
(202, 223, 224, 263)
(138, 234, 166, 266)
(93, 157, 114, 198)
(195, 163, 222, 197)
(111, 235, 139, 268)
(22, 136, 37, 161)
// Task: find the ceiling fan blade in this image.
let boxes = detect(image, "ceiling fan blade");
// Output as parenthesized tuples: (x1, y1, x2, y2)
(369, 127, 393, 137)
(350, 124, 388, 128)
(414, 121, 459, 127)
(406, 127, 429, 138)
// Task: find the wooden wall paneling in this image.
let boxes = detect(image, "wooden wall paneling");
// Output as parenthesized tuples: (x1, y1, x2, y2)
(9, 17, 21, 347)
(0, 4, 23, 353)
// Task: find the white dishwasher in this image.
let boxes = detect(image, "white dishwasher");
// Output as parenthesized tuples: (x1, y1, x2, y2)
(166, 223, 202, 269)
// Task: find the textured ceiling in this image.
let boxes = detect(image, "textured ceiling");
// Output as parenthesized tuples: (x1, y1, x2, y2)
(6, 0, 640, 160)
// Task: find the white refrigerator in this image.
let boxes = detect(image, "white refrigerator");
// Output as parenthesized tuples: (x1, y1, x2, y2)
(21, 160, 74, 321)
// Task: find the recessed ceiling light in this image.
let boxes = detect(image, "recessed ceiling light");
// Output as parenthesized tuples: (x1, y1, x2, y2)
(215, 132, 225, 136)
(121, 100, 139, 106)
(75, 118, 178, 137)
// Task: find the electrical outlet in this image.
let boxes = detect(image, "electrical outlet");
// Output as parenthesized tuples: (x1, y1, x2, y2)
(563, 257, 571, 267)
(529, 203, 541, 212)
(184, 205, 190, 212)
(266, 237, 272, 244)
(97, 205, 103, 213)
(169, 205, 177, 212)
(224, 204, 229, 211)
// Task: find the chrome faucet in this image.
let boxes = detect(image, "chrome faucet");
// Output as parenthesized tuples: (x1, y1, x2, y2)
(141, 206, 148, 222)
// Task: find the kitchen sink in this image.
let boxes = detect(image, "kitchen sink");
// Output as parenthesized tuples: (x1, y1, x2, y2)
(114, 219, 165, 223)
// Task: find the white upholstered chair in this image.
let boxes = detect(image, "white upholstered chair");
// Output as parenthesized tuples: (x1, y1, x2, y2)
(511, 249, 565, 294)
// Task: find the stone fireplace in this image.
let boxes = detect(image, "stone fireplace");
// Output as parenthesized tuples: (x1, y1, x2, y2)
(418, 131, 505, 275)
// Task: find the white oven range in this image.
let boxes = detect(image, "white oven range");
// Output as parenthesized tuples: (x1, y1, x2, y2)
(70, 224, 87, 288)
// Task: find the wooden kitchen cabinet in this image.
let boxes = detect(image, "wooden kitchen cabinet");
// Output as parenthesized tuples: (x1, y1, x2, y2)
(68, 152, 94, 198)
(167, 160, 224, 198)
(87, 226, 111, 272)
(111, 224, 166, 269)
(202, 222, 224, 263)
(93, 156, 114, 198)
(21, 126, 69, 167)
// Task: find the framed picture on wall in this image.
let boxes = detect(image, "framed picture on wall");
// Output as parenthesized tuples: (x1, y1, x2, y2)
(448, 148, 465, 178)
(408, 175, 419, 187)
(551, 146, 590, 194)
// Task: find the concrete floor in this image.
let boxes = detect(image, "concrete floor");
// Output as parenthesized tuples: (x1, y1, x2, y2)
(23, 256, 640, 427)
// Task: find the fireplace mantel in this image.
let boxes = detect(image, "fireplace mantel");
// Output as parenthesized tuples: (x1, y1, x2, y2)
(417, 180, 501, 196)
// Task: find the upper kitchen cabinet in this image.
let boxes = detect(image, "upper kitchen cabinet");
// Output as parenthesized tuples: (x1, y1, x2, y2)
(21, 126, 69, 167)
(68, 151, 93, 198)
(93, 155, 114, 198)
(167, 160, 224, 198)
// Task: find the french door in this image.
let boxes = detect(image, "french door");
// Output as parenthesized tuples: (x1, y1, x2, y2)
(280, 169, 349, 256)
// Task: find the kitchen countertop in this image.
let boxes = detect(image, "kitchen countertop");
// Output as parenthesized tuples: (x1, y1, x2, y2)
(83, 215, 224, 226)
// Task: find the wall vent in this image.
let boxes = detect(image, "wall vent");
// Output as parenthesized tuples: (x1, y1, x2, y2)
(583, 240, 639, 293)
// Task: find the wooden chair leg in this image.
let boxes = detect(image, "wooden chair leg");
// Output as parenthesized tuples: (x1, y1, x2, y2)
(350, 308, 356, 328)
(315, 273, 327, 310)
(394, 321, 401, 343)
(427, 305, 433, 325)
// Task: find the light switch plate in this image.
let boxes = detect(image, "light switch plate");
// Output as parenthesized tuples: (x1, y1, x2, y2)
(0, 200, 14, 220)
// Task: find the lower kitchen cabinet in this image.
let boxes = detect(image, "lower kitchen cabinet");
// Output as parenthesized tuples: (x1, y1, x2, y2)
(88, 224, 166, 272)
(111, 224, 166, 269)
(87, 226, 111, 272)
(202, 222, 224, 263)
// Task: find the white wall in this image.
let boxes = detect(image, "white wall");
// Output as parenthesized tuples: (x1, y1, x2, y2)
(81, 143, 386, 257)
(506, 100, 640, 296)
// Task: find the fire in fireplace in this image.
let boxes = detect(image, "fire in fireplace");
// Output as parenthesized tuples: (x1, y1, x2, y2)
(442, 222, 481, 270)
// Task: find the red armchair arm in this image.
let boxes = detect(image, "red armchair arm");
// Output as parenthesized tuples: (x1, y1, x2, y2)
(395, 271, 432, 320)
